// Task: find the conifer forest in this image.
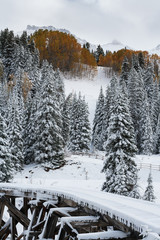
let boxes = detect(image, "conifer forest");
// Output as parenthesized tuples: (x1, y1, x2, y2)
(0, 28, 159, 201)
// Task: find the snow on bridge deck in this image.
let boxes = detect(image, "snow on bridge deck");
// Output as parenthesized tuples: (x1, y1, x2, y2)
(0, 183, 160, 236)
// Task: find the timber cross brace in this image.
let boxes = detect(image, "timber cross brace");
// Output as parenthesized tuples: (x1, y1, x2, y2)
(0, 191, 141, 240)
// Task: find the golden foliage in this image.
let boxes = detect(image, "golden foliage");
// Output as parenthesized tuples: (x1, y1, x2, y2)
(22, 72, 32, 101)
(31, 30, 97, 75)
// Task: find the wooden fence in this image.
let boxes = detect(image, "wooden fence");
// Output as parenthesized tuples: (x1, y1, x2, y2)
(69, 152, 160, 171)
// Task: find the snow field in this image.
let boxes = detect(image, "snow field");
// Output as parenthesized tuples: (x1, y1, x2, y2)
(13, 154, 160, 204)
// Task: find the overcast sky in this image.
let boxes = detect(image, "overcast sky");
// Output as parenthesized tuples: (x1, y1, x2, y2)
(0, 0, 160, 50)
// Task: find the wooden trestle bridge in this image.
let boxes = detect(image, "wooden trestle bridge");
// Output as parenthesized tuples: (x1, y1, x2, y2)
(0, 184, 160, 240)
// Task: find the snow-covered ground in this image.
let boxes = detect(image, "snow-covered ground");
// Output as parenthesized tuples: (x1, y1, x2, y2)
(4, 153, 158, 238)
(12, 154, 160, 204)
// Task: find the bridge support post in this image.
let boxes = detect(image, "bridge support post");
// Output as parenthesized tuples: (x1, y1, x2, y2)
(10, 197, 16, 240)
(0, 202, 4, 228)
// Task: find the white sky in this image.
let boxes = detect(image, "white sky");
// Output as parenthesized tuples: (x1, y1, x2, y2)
(0, 0, 160, 50)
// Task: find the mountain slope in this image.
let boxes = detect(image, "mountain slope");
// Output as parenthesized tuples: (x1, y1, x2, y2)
(18, 25, 131, 53)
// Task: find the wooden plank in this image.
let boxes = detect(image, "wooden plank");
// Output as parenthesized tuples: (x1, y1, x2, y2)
(0, 188, 58, 201)
(0, 196, 30, 228)
(26, 207, 40, 240)
(102, 214, 130, 233)
(0, 203, 4, 227)
(32, 219, 45, 231)
(41, 212, 58, 238)
(57, 227, 66, 240)
(10, 197, 16, 240)
(0, 219, 11, 239)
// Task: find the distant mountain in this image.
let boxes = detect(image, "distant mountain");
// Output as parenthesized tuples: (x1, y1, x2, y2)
(149, 44, 160, 56)
(17, 25, 131, 53)
(101, 40, 131, 53)
(25, 25, 71, 35)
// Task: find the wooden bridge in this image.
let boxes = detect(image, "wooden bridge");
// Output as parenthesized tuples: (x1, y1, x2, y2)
(0, 183, 160, 240)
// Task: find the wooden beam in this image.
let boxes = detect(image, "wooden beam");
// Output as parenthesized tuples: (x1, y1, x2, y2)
(0, 219, 11, 239)
(10, 197, 16, 240)
(102, 214, 130, 233)
(25, 206, 41, 240)
(41, 212, 58, 238)
(0, 196, 30, 228)
(0, 203, 4, 227)
(57, 227, 66, 240)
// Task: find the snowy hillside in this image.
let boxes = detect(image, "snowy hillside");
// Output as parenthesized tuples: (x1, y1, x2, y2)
(13, 154, 160, 204)
(64, 66, 111, 125)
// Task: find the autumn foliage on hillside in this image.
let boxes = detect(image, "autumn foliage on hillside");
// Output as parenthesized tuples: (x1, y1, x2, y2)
(98, 48, 160, 76)
(31, 30, 97, 75)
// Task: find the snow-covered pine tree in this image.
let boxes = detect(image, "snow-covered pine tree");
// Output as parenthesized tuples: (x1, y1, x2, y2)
(79, 95, 91, 152)
(54, 69, 65, 108)
(7, 89, 24, 170)
(143, 62, 154, 110)
(151, 81, 159, 134)
(102, 83, 138, 197)
(119, 56, 130, 87)
(154, 113, 160, 154)
(102, 76, 118, 148)
(62, 93, 72, 149)
(128, 67, 145, 151)
(0, 80, 8, 117)
(92, 87, 105, 151)
(34, 63, 64, 167)
(140, 92, 153, 155)
(69, 93, 91, 152)
(132, 53, 141, 73)
(143, 171, 155, 202)
(2, 30, 15, 76)
(68, 93, 80, 152)
(0, 112, 13, 182)
(23, 92, 34, 164)
(138, 52, 145, 69)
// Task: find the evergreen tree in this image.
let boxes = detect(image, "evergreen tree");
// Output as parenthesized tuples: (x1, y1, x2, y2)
(140, 93, 153, 155)
(138, 52, 145, 69)
(132, 54, 141, 73)
(69, 93, 80, 152)
(102, 84, 138, 197)
(55, 69, 65, 108)
(94, 45, 104, 63)
(154, 114, 160, 154)
(0, 112, 13, 182)
(120, 56, 130, 86)
(102, 75, 118, 148)
(7, 90, 24, 170)
(3, 30, 15, 76)
(62, 93, 72, 149)
(0, 81, 8, 117)
(128, 67, 145, 150)
(151, 81, 159, 134)
(69, 93, 91, 152)
(23, 92, 34, 164)
(92, 87, 104, 151)
(20, 31, 28, 48)
(79, 96, 91, 152)
(143, 62, 154, 108)
(34, 64, 64, 167)
(143, 171, 155, 202)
